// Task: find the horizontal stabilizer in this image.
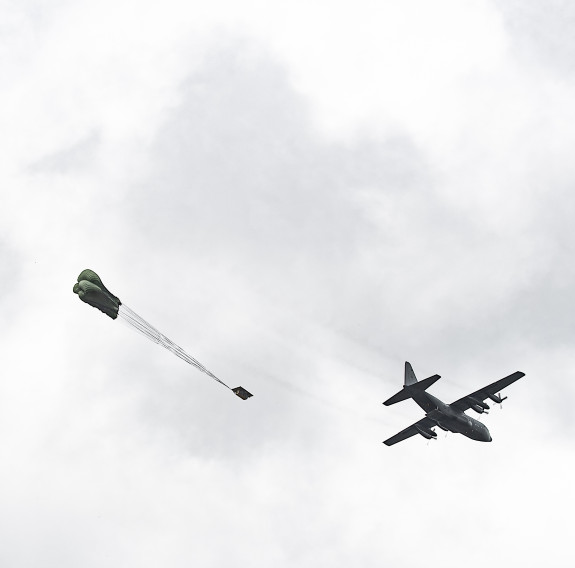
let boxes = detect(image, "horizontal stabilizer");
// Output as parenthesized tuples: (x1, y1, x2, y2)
(383, 374, 441, 406)
(415, 374, 441, 391)
(383, 388, 414, 406)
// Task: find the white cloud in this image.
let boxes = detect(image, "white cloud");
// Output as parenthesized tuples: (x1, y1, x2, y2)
(2, 1, 575, 566)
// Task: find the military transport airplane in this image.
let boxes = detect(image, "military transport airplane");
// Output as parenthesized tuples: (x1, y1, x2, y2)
(383, 362, 525, 446)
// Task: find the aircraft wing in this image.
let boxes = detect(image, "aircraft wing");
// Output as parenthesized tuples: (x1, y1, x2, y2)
(450, 371, 525, 412)
(383, 416, 437, 446)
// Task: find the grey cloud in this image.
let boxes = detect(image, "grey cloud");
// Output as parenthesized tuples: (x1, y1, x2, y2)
(28, 131, 101, 174)
(4, 8, 575, 568)
(45, 37, 575, 458)
(496, 0, 575, 75)
(105, 39, 575, 457)
(0, 238, 23, 322)
(128, 43, 437, 331)
(4, 25, 575, 568)
(107, 42, 441, 454)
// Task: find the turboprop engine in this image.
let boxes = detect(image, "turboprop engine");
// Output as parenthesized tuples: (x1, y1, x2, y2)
(467, 397, 490, 414)
(488, 393, 507, 404)
(415, 424, 437, 440)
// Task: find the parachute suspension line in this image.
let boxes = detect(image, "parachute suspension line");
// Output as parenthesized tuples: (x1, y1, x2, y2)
(118, 305, 224, 382)
(117, 304, 231, 390)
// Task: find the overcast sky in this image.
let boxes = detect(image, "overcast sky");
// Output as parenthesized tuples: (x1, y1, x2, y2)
(1, 1, 574, 566)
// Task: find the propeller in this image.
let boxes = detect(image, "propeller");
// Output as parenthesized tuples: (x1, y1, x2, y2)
(488, 392, 507, 409)
(427, 428, 438, 446)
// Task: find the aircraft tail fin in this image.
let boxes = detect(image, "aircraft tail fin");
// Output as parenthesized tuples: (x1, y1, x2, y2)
(384, 362, 441, 406)
(404, 362, 417, 386)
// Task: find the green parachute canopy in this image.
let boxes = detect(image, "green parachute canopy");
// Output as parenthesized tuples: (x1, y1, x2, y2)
(73, 269, 252, 400)
(73, 269, 121, 319)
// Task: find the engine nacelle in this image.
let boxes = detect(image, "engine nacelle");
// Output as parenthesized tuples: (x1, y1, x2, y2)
(468, 397, 490, 410)
(470, 404, 486, 414)
(415, 424, 437, 439)
(488, 393, 507, 404)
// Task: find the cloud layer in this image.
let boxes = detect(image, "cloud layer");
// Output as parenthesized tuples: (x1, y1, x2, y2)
(1, 1, 575, 566)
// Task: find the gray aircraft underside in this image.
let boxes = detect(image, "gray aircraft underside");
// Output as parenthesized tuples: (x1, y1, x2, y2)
(383, 362, 525, 446)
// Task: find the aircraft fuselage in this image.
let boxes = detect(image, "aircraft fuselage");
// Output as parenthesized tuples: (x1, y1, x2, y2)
(412, 391, 492, 442)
